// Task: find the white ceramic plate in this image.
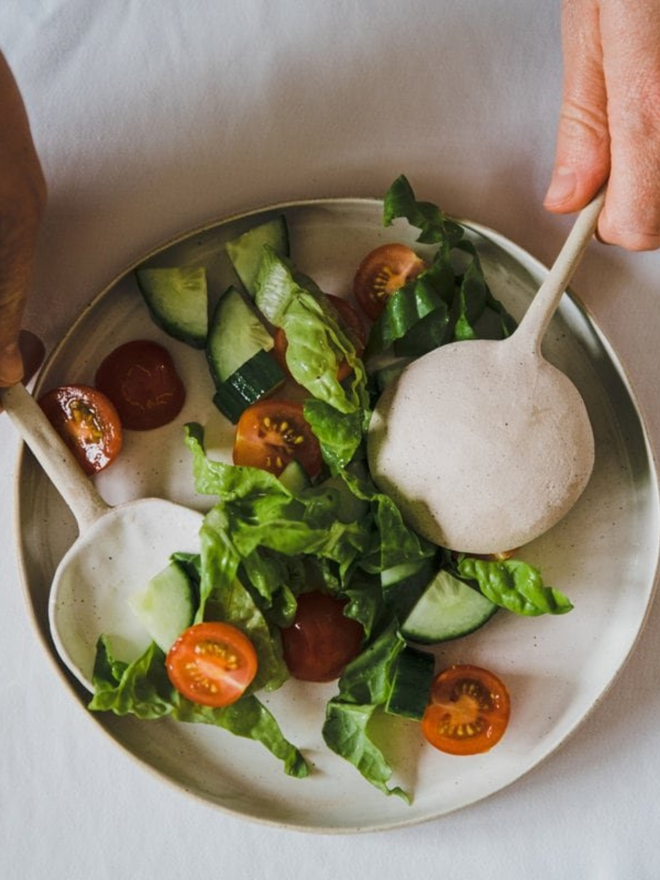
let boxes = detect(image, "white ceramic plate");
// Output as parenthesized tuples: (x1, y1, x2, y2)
(15, 199, 660, 833)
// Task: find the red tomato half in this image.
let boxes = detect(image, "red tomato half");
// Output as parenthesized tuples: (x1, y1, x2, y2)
(38, 384, 123, 475)
(273, 294, 366, 382)
(166, 621, 258, 707)
(95, 339, 185, 430)
(232, 399, 323, 478)
(422, 664, 511, 756)
(281, 590, 364, 682)
(353, 243, 427, 320)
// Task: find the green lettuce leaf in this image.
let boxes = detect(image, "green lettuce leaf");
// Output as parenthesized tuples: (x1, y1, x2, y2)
(456, 556, 573, 616)
(254, 247, 368, 413)
(323, 701, 408, 802)
(322, 622, 409, 801)
(303, 399, 365, 472)
(383, 174, 464, 246)
(89, 636, 308, 777)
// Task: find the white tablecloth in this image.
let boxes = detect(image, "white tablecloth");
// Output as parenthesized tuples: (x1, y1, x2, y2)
(2, 2, 659, 877)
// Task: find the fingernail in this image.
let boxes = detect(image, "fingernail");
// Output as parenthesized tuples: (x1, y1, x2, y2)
(544, 166, 577, 207)
(0, 343, 24, 385)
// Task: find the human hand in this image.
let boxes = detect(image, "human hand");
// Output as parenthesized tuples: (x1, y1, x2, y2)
(544, 0, 660, 251)
(0, 51, 46, 389)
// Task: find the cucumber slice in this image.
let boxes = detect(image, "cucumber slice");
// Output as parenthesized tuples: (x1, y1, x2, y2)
(279, 459, 312, 494)
(226, 216, 290, 298)
(128, 561, 196, 652)
(206, 286, 276, 385)
(212, 349, 285, 423)
(385, 646, 435, 720)
(381, 558, 429, 589)
(401, 569, 498, 644)
(381, 556, 437, 624)
(135, 266, 208, 348)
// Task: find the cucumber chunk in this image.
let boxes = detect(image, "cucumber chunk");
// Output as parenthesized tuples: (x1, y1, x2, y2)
(279, 459, 312, 494)
(381, 556, 437, 624)
(401, 568, 498, 644)
(226, 216, 290, 298)
(212, 349, 285, 423)
(206, 286, 276, 385)
(135, 266, 208, 348)
(385, 646, 435, 720)
(128, 561, 196, 652)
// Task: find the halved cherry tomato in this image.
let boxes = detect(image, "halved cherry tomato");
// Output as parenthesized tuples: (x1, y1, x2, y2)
(422, 664, 511, 755)
(272, 294, 366, 382)
(281, 590, 364, 682)
(353, 243, 427, 320)
(233, 399, 323, 478)
(95, 339, 185, 430)
(166, 621, 258, 707)
(38, 384, 123, 475)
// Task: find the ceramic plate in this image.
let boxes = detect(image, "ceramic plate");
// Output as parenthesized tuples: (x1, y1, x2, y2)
(15, 199, 660, 833)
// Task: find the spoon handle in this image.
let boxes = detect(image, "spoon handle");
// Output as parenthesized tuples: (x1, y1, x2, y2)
(1, 383, 110, 532)
(514, 188, 606, 352)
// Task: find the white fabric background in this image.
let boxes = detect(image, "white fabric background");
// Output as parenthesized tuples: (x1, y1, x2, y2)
(1, 2, 659, 877)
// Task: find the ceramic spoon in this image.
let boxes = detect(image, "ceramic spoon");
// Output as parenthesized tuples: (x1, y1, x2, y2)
(367, 190, 606, 554)
(1, 382, 203, 690)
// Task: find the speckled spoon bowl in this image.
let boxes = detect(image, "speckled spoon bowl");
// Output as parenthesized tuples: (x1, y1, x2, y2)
(1, 382, 202, 689)
(368, 191, 606, 554)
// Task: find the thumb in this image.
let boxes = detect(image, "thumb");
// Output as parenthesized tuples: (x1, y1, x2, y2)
(545, 0, 610, 213)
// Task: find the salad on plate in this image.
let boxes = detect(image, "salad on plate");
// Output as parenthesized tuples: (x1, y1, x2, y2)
(40, 176, 574, 803)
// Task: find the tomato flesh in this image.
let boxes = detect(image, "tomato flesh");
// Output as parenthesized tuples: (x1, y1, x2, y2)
(353, 243, 427, 320)
(95, 339, 186, 430)
(166, 621, 258, 707)
(273, 294, 366, 382)
(38, 384, 123, 475)
(281, 590, 364, 682)
(422, 664, 511, 755)
(233, 399, 323, 478)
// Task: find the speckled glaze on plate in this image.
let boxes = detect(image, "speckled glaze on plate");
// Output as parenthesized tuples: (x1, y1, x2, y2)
(14, 199, 660, 833)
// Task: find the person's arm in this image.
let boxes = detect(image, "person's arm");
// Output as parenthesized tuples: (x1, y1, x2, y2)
(544, 0, 660, 251)
(0, 50, 46, 386)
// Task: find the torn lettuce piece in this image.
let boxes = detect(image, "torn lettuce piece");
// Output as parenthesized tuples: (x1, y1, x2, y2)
(456, 556, 573, 616)
(323, 700, 409, 803)
(89, 636, 308, 778)
(322, 622, 410, 801)
(383, 174, 465, 246)
(254, 247, 368, 413)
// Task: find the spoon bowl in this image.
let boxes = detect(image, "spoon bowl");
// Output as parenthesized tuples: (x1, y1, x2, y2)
(368, 191, 605, 554)
(1, 382, 202, 690)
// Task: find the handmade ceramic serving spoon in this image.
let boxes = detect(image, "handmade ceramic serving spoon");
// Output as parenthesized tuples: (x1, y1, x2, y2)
(367, 191, 606, 554)
(1, 382, 203, 690)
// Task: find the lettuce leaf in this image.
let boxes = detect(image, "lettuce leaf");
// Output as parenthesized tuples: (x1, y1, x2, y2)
(383, 174, 465, 246)
(89, 636, 309, 778)
(254, 247, 368, 413)
(322, 622, 409, 801)
(456, 556, 574, 616)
